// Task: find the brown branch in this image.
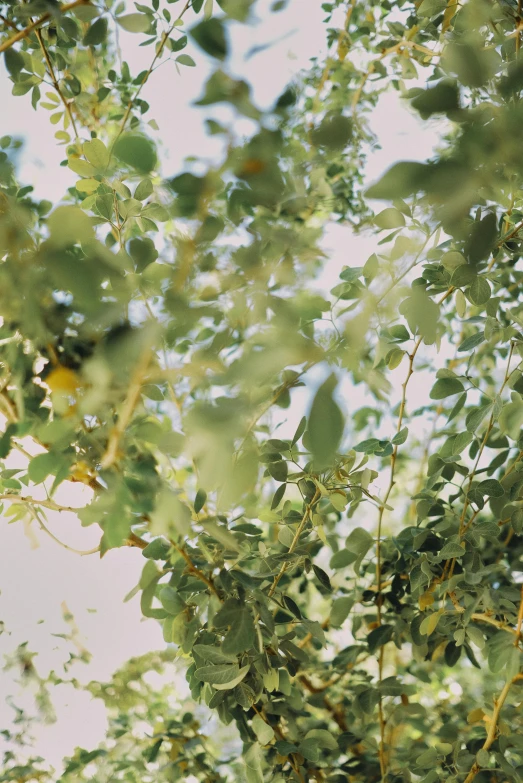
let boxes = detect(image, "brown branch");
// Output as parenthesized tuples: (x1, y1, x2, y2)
(172, 542, 221, 598)
(0, 13, 19, 31)
(0, 0, 91, 54)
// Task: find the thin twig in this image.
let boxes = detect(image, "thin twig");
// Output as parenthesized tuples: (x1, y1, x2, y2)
(34, 27, 79, 138)
(0, 494, 81, 513)
(268, 489, 320, 598)
(172, 542, 221, 598)
(0, 14, 19, 31)
(99, 344, 153, 469)
(29, 506, 100, 555)
(374, 286, 454, 779)
(0, 0, 91, 54)
(109, 0, 192, 156)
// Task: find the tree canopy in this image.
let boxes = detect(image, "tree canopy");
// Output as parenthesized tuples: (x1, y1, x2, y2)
(2, 0, 523, 780)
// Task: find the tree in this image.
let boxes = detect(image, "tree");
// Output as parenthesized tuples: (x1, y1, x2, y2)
(2, 0, 523, 779)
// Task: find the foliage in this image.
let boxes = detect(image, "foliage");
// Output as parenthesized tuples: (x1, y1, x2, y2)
(2, 0, 523, 780)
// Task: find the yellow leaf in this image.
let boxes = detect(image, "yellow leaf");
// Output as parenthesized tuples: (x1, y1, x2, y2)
(46, 367, 81, 394)
(76, 178, 100, 194)
(419, 591, 435, 610)
(467, 708, 485, 724)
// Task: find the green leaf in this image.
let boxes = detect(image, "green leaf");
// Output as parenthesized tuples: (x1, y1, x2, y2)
(271, 483, 286, 510)
(365, 161, 427, 200)
(83, 138, 109, 170)
(4, 49, 25, 76)
(176, 54, 196, 66)
(499, 396, 523, 439)
(113, 133, 157, 173)
(329, 596, 353, 627)
(367, 623, 394, 653)
(47, 206, 94, 246)
(28, 452, 60, 484)
(467, 277, 491, 306)
(292, 416, 307, 445)
(392, 427, 408, 445)
(194, 663, 249, 689)
(190, 18, 228, 59)
(192, 644, 237, 664)
(116, 13, 151, 32)
(134, 178, 153, 200)
(478, 479, 504, 497)
(374, 207, 406, 229)
(308, 374, 344, 467)
(251, 714, 274, 745)
(222, 608, 255, 655)
(417, 0, 446, 14)
(330, 549, 357, 569)
(83, 17, 108, 46)
(268, 460, 288, 482)
(429, 377, 465, 400)
(439, 542, 466, 558)
(159, 585, 185, 615)
(458, 332, 484, 352)
(201, 519, 244, 553)
(244, 743, 264, 783)
(310, 114, 352, 150)
(194, 488, 207, 513)
(312, 564, 332, 592)
(282, 595, 302, 619)
(129, 237, 158, 272)
(346, 527, 373, 574)
(399, 287, 439, 343)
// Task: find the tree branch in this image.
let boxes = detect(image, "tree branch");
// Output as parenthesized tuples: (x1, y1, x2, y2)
(0, 494, 81, 513)
(0, 0, 92, 55)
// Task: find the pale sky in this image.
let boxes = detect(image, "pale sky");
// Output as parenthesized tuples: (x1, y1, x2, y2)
(0, 0, 443, 772)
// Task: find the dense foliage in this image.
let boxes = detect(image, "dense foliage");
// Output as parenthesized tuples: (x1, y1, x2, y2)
(3, 0, 523, 780)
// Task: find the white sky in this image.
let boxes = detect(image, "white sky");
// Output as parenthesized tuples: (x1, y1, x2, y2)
(0, 0, 443, 772)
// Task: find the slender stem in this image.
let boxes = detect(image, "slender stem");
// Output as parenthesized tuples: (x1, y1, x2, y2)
(29, 506, 99, 555)
(0, 0, 91, 54)
(172, 542, 220, 598)
(110, 0, 192, 154)
(0, 494, 81, 513)
(375, 287, 454, 779)
(34, 27, 79, 138)
(462, 590, 523, 782)
(99, 344, 153, 469)
(0, 14, 19, 32)
(268, 489, 320, 599)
